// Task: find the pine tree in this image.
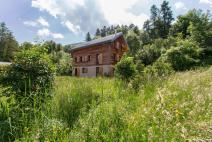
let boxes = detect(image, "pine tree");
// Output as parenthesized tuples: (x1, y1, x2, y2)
(86, 32, 92, 41)
(0, 22, 18, 61)
(160, 0, 174, 38)
(95, 28, 101, 37)
(101, 26, 107, 37)
(150, 5, 161, 39)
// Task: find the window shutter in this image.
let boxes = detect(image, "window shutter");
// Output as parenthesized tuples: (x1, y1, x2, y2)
(98, 54, 103, 64)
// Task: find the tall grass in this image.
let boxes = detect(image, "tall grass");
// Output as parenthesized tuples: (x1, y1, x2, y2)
(0, 67, 211, 141)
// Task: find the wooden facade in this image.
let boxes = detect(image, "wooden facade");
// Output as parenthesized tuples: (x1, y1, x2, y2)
(69, 33, 128, 77)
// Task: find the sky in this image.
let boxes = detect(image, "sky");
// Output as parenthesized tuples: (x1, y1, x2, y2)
(0, 0, 211, 45)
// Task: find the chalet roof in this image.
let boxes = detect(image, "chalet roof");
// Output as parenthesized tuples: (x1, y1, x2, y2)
(69, 32, 124, 52)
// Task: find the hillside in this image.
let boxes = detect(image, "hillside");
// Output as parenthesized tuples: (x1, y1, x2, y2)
(1, 67, 211, 141)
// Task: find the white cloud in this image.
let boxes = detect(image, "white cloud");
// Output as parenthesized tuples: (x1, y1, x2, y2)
(199, 0, 212, 7)
(31, 0, 149, 35)
(32, 0, 65, 18)
(23, 21, 38, 27)
(23, 17, 49, 27)
(37, 17, 49, 27)
(37, 28, 64, 39)
(52, 33, 64, 39)
(31, 0, 85, 18)
(37, 28, 50, 36)
(175, 1, 187, 10)
(62, 20, 81, 34)
(98, 0, 149, 28)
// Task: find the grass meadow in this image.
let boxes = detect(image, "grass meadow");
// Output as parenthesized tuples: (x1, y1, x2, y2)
(0, 67, 212, 141)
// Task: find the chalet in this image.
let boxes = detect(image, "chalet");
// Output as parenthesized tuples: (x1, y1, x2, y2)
(69, 32, 129, 77)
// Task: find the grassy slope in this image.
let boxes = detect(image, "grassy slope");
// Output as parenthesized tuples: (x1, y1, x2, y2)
(1, 67, 211, 141)
(52, 67, 212, 141)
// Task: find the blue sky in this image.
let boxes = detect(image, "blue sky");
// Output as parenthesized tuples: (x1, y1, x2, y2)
(0, 0, 211, 45)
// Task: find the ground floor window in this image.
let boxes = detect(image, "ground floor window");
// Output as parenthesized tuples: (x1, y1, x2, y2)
(82, 68, 88, 73)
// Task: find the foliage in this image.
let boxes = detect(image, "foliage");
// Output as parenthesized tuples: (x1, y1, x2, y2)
(126, 31, 141, 56)
(162, 39, 201, 71)
(170, 9, 212, 47)
(3, 46, 56, 95)
(86, 32, 92, 41)
(136, 43, 161, 66)
(115, 55, 136, 81)
(144, 59, 173, 78)
(142, 1, 174, 41)
(0, 22, 19, 61)
(56, 51, 72, 75)
(43, 41, 72, 75)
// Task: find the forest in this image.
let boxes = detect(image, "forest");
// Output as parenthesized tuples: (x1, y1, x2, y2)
(0, 1, 212, 141)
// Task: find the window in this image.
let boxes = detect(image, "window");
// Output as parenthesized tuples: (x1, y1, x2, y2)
(88, 55, 91, 62)
(75, 57, 77, 62)
(82, 68, 88, 73)
(80, 56, 82, 62)
(96, 54, 99, 64)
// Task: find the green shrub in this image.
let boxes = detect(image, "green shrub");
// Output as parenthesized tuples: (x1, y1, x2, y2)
(115, 55, 136, 81)
(136, 44, 161, 66)
(3, 46, 56, 95)
(54, 51, 72, 75)
(144, 60, 173, 78)
(0, 65, 10, 83)
(163, 40, 201, 71)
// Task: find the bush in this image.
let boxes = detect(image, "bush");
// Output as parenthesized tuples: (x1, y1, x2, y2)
(53, 51, 72, 75)
(115, 55, 136, 81)
(163, 40, 201, 71)
(3, 46, 56, 95)
(0, 65, 10, 83)
(144, 60, 173, 78)
(136, 44, 161, 66)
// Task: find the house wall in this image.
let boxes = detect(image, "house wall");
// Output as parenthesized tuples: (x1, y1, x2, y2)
(70, 36, 128, 77)
(72, 65, 114, 77)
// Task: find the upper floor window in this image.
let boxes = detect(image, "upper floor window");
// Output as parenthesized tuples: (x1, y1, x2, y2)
(80, 56, 83, 62)
(75, 57, 77, 62)
(96, 54, 103, 65)
(88, 55, 91, 62)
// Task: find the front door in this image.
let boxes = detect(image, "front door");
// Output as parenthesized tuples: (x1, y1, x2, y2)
(96, 67, 103, 77)
(75, 68, 79, 77)
(96, 67, 100, 77)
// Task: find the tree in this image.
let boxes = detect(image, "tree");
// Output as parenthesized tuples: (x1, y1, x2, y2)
(171, 9, 212, 47)
(160, 0, 174, 38)
(0, 22, 19, 61)
(136, 43, 161, 66)
(86, 32, 92, 41)
(149, 4, 162, 39)
(162, 39, 201, 71)
(133, 26, 140, 36)
(3, 45, 56, 95)
(95, 28, 101, 37)
(126, 31, 141, 56)
(115, 55, 136, 81)
(101, 26, 107, 37)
